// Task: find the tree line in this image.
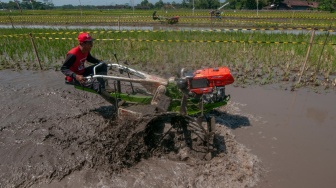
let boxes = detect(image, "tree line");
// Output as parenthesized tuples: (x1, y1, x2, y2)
(1, 0, 54, 10)
(0, 0, 335, 12)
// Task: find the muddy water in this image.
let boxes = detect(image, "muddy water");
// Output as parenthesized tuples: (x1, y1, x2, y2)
(225, 85, 336, 188)
(1, 24, 334, 35)
(0, 70, 261, 188)
(0, 69, 335, 188)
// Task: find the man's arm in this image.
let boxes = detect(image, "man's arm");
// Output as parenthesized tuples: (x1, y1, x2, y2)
(61, 54, 77, 79)
(87, 53, 100, 64)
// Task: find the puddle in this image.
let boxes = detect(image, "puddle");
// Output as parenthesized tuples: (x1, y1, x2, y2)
(227, 85, 336, 188)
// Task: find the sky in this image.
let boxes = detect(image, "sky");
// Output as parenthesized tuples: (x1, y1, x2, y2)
(0, 0, 182, 6)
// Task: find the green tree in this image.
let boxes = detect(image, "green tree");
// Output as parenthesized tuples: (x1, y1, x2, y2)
(227, 0, 238, 9)
(7, 1, 20, 10)
(154, 0, 164, 9)
(209, 0, 221, 9)
(242, 0, 268, 10)
(194, 0, 221, 9)
(195, 0, 208, 9)
(245, 0, 256, 9)
(319, 0, 336, 12)
(140, 0, 153, 8)
(181, 0, 189, 8)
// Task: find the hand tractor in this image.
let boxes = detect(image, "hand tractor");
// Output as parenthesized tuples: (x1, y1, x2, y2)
(152, 11, 179, 24)
(76, 61, 234, 158)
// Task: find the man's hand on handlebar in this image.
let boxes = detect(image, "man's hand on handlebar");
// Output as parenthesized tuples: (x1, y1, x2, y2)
(75, 74, 86, 85)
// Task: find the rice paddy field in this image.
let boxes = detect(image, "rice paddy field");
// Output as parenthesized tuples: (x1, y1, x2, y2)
(1, 9, 336, 188)
(1, 9, 336, 90)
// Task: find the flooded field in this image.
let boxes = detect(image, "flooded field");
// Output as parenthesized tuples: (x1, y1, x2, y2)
(0, 69, 335, 188)
(0, 70, 261, 188)
(228, 85, 336, 188)
(1, 24, 334, 35)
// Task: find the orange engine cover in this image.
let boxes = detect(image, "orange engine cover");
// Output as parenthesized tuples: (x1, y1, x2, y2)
(189, 67, 234, 95)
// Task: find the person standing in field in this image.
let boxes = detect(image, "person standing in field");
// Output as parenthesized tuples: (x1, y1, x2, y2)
(61, 32, 123, 106)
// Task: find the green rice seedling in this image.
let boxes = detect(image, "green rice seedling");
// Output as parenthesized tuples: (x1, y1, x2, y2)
(1, 24, 336, 88)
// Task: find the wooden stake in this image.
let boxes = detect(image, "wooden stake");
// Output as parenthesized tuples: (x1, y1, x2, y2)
(8, 16, 15, 29)
(118, 16, 120, 31)
(297, 29, 315, 84)
(29, 33, 42, 70)
(316, 24, 332, 76)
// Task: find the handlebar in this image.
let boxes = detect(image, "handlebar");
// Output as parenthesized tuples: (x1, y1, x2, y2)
(85, 62, 168, 86)
(93, 62, 106, 76)
(107, 63, 146, 79)
(88, 62, 146, 79)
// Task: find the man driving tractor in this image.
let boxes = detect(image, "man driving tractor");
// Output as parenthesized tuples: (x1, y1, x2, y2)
(61, 32, 123, 106)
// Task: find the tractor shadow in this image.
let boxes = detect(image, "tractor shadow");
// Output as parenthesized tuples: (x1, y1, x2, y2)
(206, 110, 252, 157)
(210, 110, 251, 129)
(91, 105, 117, 119)
(91, 106, 251, 130)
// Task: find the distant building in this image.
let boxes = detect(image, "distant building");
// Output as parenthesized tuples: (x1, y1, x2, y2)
(264, 0, 319, 10)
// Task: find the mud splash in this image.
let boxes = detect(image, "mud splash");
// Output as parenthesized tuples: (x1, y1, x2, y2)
(0, 70, 262, 188)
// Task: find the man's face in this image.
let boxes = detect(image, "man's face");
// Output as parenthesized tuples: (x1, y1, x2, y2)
(81, 41, 93, 52)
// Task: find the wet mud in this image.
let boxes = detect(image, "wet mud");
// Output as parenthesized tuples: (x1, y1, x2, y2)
(0, 70, 262, 188)
(227, 85, 336, 188)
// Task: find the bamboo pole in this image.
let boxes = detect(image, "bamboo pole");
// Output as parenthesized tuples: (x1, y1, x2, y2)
(297, 29, 315, 84)
(118, 16, 120, 31)
(315, 24, 332, 77)
(8, 15, 15, 29)
(29, 33, 42, 70)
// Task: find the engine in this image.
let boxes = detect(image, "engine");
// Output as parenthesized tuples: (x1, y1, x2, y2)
(177, 67, 234, 104)
(200, 86, 226, 104)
